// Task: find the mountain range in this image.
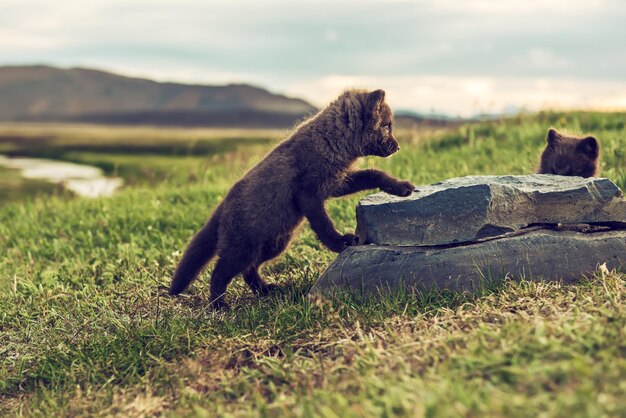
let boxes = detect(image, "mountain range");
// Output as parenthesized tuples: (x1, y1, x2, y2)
(0, 65, 317, 128)
(0, 65, 461, 128)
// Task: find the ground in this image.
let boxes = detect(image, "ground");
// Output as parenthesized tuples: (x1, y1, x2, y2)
(1, 112, 625, 417)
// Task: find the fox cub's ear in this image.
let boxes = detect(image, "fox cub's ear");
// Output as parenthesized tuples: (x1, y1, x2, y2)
(367, 89, 385, 112)
(546, 128, 561, 149)
(578, 136, 599, 159)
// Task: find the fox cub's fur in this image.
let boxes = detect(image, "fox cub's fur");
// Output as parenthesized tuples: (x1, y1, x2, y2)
(538, 128, 600, 177)
(169, 89, 415, 307)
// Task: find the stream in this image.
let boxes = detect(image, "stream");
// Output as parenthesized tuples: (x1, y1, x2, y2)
(0, 155, 124, 198)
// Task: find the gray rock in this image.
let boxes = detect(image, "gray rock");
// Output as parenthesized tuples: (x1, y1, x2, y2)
(309, 230, 626, 298)
(356, 175, 626, 246)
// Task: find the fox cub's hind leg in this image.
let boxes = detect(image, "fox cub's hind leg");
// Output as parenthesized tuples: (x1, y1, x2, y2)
(242, 234, 293, 295)
(243, 267, 278, 296)
(209, 251, 256, 309)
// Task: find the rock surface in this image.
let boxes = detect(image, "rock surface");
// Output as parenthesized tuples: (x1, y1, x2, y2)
(356, 175, 626, 246)
(309, 230, 626, 298)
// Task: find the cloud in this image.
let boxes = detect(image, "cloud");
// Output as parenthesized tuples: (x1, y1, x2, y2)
(284, 75, 626, 117)
(429, 0, 611, 14)
(511, 48, 570, 71)
(1, 0, 625, 115)
(324, 29, 339, 43)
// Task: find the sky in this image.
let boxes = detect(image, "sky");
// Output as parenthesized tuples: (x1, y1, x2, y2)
(2, 0, 626, 116)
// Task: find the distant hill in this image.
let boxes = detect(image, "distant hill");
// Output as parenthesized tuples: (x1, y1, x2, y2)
(0, 65, 317, 127)
(393, 110, 463, 129)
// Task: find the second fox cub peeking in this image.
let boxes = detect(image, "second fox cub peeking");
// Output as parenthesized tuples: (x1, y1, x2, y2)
(169, 89, 415, 307)
(538, 128, 600, 177)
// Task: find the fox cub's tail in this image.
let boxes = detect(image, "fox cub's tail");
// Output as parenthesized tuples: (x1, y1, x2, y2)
(169, 209, 220, 295)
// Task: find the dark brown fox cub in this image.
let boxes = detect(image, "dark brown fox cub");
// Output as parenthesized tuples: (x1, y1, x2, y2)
(169, 89, 415, 308)
(538, 128, 600, 177)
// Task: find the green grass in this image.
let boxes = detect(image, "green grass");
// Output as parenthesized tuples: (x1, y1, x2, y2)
(0, 167, 69, 203)
(1, 112, 625, 417)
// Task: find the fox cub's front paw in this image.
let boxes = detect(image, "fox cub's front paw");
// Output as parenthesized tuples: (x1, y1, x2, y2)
(329, 233, 360, 252)
(342, 233, 360, 248)
(384, 180, 415, 197)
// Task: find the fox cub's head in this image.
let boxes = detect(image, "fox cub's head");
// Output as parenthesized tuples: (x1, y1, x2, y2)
(335, 89, 399, 158)
(538, 128, 599, 178)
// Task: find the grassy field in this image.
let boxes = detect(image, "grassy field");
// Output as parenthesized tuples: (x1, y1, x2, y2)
(0, 123, 282, 188)
(1, 112, 625, 417)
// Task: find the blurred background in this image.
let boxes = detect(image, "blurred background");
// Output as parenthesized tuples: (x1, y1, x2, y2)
(1, 0, 625, 201)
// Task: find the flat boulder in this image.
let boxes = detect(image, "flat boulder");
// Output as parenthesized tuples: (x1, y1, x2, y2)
(309, 229, 626, 298)
(356, 175, 626, 246)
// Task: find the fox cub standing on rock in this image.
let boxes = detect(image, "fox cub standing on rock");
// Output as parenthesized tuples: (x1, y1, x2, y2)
(538, 128, 600, 177)
(169, 89, 415, 308)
